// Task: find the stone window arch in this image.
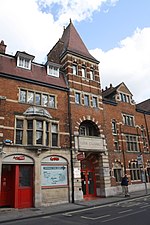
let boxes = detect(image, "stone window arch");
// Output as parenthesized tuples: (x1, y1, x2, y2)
(79, 120, 100, 137)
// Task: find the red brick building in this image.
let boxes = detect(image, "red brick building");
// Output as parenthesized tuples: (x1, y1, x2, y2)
(102, 83, 150, 193)
(0, 40, 71, 208)
(0, 21, 150, 208)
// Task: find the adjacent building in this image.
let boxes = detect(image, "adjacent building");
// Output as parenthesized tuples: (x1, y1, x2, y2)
(0, 21, 149, 208)
(102, 83, 150, 193)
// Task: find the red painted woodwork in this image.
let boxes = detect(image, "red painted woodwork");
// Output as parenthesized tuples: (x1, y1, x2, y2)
(0, 165, 14, 207)
(19, 165, 33, 208)
(0, 164, 33, 208)
(81, 160, 96, 198)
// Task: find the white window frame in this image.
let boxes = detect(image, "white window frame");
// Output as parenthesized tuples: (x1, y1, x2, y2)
(81, 66, 86, 78)
(19, 89, 56, 109)
(84, 94, 90, 106)
(90, 69, 94, 80)
(119, 92, 130, 103)
(16, 52, 34, 70)
(75, 92, 81, 104)
(122, 114, 134, 126)
(113, 162, 123, 182)
(129, 161, 141, 181)
(15, 117, 59, 147)
(47, 65, 59, 77)
(17, 56, 32, 70)
(126, 134, 139, 152)
(51, 123, 59, 147)
(92, 96, 98, 108)
(72, 64, 78, 75)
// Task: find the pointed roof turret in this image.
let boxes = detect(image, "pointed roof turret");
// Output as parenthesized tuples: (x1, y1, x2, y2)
(60, 20, 98, 62)
(47, 20, 99, 63)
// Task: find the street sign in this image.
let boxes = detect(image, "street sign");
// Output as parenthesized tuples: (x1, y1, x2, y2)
(77, 152, 85, 161)
(137, 155, 143, 166)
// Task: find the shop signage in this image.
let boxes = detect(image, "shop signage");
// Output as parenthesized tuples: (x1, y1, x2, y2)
(75, 136, 105, 152)
(137, 155, 143, 167)
(74, 168, 81, 178)
(77, 152, 85, 161)
(42, 155, 67, 164)
(13, 155, 25, 160)
(3, 154, 33, 164)
(50, 156, 59, 161)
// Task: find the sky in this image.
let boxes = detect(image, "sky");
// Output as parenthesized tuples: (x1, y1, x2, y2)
(0, 0, 150, 103)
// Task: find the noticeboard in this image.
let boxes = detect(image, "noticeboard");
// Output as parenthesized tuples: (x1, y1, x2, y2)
(41, 165, 68, 187)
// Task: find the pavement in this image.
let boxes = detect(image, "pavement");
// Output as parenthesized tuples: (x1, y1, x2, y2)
(0, 189, 150, 224)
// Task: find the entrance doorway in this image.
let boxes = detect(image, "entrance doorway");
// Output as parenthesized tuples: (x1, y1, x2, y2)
(0, 164, 33, 208)
(81, 160, 96, 198)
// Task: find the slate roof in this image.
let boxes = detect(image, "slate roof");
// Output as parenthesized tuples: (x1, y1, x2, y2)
(0, 54, 68, 91)
(102, 82, 133, 101)
(136, 99, 150, 113)
(102, 84, 117, 100)
(47, 20, 99, 63)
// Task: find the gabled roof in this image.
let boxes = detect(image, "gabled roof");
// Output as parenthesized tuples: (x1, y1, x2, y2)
(47, 20, 99, 63)
(136, 99, 150, 113)
(15, 51, 35, 61)
(116, 82, 132, 96)
(102, 84, 117, 99)
(102, 82, 132, 98)
(102, 82, 133, 102)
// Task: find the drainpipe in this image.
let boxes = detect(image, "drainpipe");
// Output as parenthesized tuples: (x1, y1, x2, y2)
(144, 113, 150, 146)
(67, 90, 74, 203)
(119, 123, 126, 174)
(61, 68, 74, 203)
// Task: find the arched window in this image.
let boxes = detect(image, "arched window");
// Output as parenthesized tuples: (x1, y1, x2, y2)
(79, 120, 99, 137)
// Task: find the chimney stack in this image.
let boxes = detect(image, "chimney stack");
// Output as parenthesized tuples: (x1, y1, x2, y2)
(0, 40, 7, 53)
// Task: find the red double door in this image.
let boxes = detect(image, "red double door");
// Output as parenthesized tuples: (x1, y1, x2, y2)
(0, 164, 33, 208)
(81, 160, 96, 198)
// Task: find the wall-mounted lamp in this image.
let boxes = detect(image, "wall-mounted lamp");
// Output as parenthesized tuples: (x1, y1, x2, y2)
(3, 139, 13, 145)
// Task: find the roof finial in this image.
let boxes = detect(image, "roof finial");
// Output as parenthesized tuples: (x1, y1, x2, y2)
(70, 18, 72, 23)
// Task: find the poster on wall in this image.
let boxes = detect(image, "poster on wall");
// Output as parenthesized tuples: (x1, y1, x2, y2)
(41, 165, 68, 187)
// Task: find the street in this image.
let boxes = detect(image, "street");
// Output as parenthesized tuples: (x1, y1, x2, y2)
(3, 196, 150, 225)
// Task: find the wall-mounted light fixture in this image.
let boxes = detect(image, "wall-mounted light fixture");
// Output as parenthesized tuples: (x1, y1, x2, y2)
(3, 139, 13, 145)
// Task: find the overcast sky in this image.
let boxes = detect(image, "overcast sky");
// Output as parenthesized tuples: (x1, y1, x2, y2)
(0, 0, 150, 103)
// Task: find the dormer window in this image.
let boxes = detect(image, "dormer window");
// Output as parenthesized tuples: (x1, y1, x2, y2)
(47, 63, 60, 77)
(16, 51, 34, 70)
(119, 92, 130, 103)
(18, 57, 30, 69)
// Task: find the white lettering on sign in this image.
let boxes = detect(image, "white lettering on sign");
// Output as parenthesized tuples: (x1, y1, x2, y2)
(50, 157, 59, 161)
(3, 155, 33, 164)
(41, 156, 67, 164)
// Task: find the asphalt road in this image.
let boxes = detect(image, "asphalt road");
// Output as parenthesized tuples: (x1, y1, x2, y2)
(3, 196, 150, 225)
